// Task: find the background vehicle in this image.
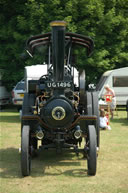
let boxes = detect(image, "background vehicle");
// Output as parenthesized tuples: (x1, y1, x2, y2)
(96, 67, 128, 105)
(21, 21, 100, 177)
(12, 80, 25, 110)
(0, 69, 11, 108)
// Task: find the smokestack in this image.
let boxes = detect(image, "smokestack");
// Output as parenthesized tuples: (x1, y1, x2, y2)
(50, 21, 67, 82)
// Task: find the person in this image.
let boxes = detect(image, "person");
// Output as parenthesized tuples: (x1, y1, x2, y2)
(100, 109, 111, 130)
(104, 84, 116, 119)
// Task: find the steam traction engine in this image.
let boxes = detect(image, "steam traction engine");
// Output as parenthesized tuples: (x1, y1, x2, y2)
(21, 21, 100, 176)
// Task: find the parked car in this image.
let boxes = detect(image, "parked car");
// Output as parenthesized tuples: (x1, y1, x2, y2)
(0, 84, 11, 108)
(0, 69, 11, 108)
(12, 80, 25, 110)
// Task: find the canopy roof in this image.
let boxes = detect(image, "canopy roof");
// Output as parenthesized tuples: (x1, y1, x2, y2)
(26, 32, 94, 57)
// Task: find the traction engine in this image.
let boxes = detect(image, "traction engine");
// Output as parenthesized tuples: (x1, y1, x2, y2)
(21, 21, 100, 176)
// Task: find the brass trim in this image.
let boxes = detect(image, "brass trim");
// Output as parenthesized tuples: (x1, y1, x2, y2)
(50, 21, 67, 27)
(52, 106, 66, 120)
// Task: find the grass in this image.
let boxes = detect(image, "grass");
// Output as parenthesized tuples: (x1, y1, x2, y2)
(0, 108, 128, 193)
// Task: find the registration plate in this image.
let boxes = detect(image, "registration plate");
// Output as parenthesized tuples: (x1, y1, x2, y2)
(46, 82, 72, 88)
(20, 94, 24, 97)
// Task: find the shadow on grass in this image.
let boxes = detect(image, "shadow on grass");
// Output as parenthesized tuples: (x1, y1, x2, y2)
(0, 148, 21, 178)
(0, 108, 20, 123)
(110, 117, 128, 126)
(0, 148, 88, 179)
(32, 149, 88, 177)
(0, 115, 20, 123)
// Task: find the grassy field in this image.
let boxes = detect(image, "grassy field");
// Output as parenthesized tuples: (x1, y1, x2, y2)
(0, 108, 128, 193)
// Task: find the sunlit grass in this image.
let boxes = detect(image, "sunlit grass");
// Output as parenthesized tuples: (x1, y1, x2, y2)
(0, 108, 128, 193)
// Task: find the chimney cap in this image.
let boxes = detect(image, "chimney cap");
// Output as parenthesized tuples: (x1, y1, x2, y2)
(50, 21, 67, 27)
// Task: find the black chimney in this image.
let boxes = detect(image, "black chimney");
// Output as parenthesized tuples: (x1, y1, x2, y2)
(50, 21, 67, 82)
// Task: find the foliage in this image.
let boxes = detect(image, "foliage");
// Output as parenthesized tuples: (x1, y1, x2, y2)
(0, 0, 128, 90)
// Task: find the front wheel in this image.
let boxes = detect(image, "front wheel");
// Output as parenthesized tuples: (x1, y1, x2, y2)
(87, 125, 97, 176)
(21, 125, 31, 176)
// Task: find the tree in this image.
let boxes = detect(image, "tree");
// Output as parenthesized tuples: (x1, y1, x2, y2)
(0, 0, 128, 90)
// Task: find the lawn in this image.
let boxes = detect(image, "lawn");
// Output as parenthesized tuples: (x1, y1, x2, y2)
(0, 108, 128, 193)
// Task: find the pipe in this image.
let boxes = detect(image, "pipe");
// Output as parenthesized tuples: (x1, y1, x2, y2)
(50, 21, 67, 82)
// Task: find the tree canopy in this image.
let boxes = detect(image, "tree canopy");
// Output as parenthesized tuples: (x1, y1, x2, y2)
(0, 0, 128, 90)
